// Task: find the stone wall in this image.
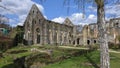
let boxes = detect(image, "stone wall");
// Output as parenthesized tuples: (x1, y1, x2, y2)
(24, 4, 74, 45)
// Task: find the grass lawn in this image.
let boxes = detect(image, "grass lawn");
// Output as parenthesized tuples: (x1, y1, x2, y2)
(0, 45, 120, 68)
(110, 53, 120, 68)
(43, 51, 100, 68)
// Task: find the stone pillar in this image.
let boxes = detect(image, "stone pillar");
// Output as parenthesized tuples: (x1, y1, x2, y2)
(67, 33, 69, 45)
(79, 38, 81, 45)
(61, 32, 64, 45)
(40, 25, 42, 45)
(57, 26, 60, 45)
(52, 24, 55, 44)
(59, 32, 62, 45)
(57, 31, 59, 44)
(44, 23, 47, 44)
(75, 39, 77, 46)
(41, 23, 44, 45)
(49, 30, 52, 44)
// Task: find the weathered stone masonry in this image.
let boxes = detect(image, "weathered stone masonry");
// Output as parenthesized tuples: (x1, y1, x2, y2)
(24, 4, 74, 45)
(24, 4, 120, 46)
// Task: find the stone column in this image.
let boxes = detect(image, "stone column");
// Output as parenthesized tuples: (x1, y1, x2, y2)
(75, 39, 77, 45)
(79, 38, 81, 45)
(62, 32, 65, 45)
(41, 23, 44, 45)
(40, 25, 42, 45)
(44, 23, 47, 44)
(52, 24, 55, 44)
(49, 30, 52, 44)
(67, 33, 69, 45)
(57, 26, 60, 45)
(59, 32, 62, 45)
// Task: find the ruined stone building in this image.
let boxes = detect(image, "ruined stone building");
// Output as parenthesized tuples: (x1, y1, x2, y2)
(24, 4, 74, 45)
(24, 4, 120, 46)
(80, 18, 120, 45)
(107, 18, 120, 44)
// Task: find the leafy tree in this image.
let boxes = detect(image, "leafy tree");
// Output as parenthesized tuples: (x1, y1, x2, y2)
(40, 0, 120, 68)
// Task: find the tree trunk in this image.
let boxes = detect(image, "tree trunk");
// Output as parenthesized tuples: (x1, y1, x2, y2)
(97, 2, 110, 68)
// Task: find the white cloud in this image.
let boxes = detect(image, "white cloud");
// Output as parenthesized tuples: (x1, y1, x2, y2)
(0, 0, 44, 26)
(52, 17, 65, 23)
(51, 13, 97, 25)
(82, 14, 97, 24)
(69, 13, 85, 25)
(2, 0, 118, 27)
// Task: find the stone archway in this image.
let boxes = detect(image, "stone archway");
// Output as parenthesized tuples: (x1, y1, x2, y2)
(77, 38, 80, 45)
(36, 28, 40, 44)
(73, 40, 75, 45)
(87, 40, 90, 45)
(94, 40, 96, 44)
(37, 34, 40, 43)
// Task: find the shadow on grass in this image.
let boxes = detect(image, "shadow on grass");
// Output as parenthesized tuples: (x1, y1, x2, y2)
(2, 63, 16, 68)
(85, 54, 99, 68)
(2, 63, 25, 68)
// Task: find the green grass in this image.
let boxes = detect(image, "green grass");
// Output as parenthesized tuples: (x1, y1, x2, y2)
(43, 51, 100, 68)
(0, 45, 39, 68)
(110, 53, 120, 68)
(0, 45, 120, 68)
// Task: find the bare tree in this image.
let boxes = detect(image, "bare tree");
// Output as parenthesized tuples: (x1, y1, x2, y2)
(40, 0, 120, 68)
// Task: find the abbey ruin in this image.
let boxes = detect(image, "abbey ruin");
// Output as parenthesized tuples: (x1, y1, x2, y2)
(24, 4, 120, 45)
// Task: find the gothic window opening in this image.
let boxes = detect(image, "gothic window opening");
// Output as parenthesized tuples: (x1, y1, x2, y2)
(87, 40, 90, 45)
(36, 28, 40, 44)
(94, 40, 96, 44)
(73, 40, 75, 45)
(36, 28, 40, 33)
(33, 10, 34, 13)
(69, 40, 71, 44)
(39, 19, 41, 23)
(37, 34, 40, 43)
(77, 38, 80, 45)
(116, 23, 119, 27)
(35, 20, 36, 24)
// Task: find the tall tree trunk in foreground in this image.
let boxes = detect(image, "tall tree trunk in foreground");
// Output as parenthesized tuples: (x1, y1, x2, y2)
(96, 0, 110, 68)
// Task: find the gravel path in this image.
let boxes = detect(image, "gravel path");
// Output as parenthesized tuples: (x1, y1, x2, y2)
(59, 46, 120, 53)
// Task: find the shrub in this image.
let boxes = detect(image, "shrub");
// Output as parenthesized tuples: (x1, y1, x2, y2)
(0, 36, 13, 51)
(90, 44, 99, 50)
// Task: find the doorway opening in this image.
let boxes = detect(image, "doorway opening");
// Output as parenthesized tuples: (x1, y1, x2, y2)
(77, 38, 80, 45)
(87, 40, 90, 45)
(94, 40, 96, 44)
(37, 34, 40, 43)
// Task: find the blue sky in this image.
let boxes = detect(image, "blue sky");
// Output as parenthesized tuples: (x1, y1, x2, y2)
(0, 0, 120, 27)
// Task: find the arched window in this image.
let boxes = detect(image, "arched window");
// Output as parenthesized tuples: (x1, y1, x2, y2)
(39, 19, 41, 23)
(87, 40, 90, 45)
(33, 10, 34, 13)
(35, 20, 36, 24)
(116, 23, 119, 27)
(36, 28, 40, 33)
(94, 40, 96, 44)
